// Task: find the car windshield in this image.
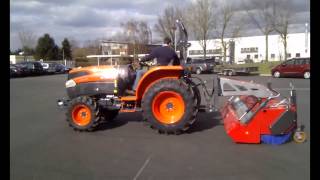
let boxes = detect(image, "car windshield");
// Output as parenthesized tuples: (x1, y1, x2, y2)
(15, 63, 27, 68)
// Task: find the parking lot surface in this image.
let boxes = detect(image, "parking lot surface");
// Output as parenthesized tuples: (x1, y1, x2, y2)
(10, 74, 310, 180)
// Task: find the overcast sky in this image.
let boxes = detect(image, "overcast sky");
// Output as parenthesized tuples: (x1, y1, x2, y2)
(10, 0, 310, 51)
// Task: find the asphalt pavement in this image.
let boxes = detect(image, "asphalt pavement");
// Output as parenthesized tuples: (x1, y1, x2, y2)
(10, 74, 310, 180)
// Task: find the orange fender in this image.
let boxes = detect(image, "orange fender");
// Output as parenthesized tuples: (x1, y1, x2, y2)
(135, 66, 184, 105)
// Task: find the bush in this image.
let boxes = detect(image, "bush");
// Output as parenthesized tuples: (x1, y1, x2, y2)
(75, 57, 97, 67)
(239, 61, 281, 74)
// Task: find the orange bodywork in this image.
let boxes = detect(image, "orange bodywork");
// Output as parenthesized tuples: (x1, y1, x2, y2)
(69, 65, 114, 74)
(71, 66, 117, 84)
(70, 65, 184, 113)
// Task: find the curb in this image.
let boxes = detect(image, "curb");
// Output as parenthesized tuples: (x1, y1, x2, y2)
(260, 74, 272, 76)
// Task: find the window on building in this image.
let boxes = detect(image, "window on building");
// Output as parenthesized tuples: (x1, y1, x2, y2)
(241, 47, 258, 53)
(296, 53, 300, 57)
(254, 54, 258, 59)
(246, 54, 251, 59)
(287, 53, 291, 58)
(271, 54, 275, 58)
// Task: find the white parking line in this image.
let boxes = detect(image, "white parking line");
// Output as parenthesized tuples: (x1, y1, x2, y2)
(274, 88, 310, 91)
(206, 88, 310, 91)
(133, 155, 152, 180)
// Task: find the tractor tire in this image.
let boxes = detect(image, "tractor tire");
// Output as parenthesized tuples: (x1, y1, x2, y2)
(66, 96, 102, 132)
(189, 81, 201, 109)
(142, 78, 197, 134)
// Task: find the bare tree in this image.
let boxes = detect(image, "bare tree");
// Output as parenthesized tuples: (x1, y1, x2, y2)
(187, 0, 215, 60)
(120, 19, 152, 56)
(18, 30, 37, 60)
(121, 20, 152, 44)
(272, 0, 293, 61)
(244, 0, 275, 62)
(68, 38, 80, 49)
(137, 21, 152, 44)
(214, 1, 243, 63)
(154, 5, 184, 46)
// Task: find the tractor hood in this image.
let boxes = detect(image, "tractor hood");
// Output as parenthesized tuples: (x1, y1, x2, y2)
(67, 65, 129, 84)
(65, 65, 133, 98)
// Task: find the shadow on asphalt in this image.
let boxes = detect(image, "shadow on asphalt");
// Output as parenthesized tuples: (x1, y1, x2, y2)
(95, 120, 129, 131)
(186, 111, 223, 134)
(94, 110, 223, 134)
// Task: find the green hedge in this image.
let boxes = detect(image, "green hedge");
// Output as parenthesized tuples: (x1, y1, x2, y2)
(232, 61, 282, 74)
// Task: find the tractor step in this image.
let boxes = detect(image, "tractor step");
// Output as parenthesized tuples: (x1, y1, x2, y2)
(120, 107, 142, 112)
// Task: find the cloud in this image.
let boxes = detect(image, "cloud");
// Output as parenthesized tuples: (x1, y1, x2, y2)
(10, 0, 310, 51)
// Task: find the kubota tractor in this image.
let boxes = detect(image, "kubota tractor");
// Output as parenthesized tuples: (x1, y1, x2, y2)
(57, 19, 306, 144)
(57, 19, 206, 134)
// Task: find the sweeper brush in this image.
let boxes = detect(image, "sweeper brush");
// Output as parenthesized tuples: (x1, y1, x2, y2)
(218, 77, 306, 144)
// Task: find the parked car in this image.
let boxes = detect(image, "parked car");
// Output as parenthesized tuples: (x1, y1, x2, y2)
(185, 57, 216, 74)
(15, 61, 45, 76)
(49, 63, 72, 74)
(10, 64, 24, 78)
(41, 62, 55, 74)
(271, 57, 310, 79)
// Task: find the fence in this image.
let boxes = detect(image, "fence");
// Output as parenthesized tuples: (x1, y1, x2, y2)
(40, 60, 76, 68)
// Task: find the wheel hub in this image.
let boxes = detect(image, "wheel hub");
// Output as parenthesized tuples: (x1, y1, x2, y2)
(72, 104, 91, 126)
(81, 111, 87, 118)
(152, 91, 185, 124)
(166, 102, 174, 110)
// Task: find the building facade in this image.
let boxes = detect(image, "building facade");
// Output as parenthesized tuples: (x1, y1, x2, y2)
(187, 33, 310, 64)
(10, 55, 35, 64)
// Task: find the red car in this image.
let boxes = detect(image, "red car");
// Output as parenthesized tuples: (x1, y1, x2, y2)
(271, 57, 310, 79)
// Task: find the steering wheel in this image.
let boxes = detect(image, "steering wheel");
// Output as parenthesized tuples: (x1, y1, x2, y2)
(138, 60, 152, 70)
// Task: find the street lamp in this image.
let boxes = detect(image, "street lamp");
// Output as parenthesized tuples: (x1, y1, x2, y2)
(172, 26, 177, 52)
(305, 22, 308, 54)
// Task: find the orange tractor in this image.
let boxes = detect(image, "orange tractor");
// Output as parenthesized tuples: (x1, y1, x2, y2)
(57, 20, 205, 134)
(58, 64, 203, 134)
(57, 19, 306, 144)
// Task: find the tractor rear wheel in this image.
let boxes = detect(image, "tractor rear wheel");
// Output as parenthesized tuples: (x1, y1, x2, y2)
(142, 78, 197, 134)
(66, 96, 102, 132)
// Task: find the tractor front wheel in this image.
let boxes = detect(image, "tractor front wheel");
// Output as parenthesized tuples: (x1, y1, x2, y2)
(66, 96, 102, 132)
(142, 78, 197, 134)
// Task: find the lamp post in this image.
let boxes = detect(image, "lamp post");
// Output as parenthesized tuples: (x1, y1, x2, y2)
(305, 22, 308, 54)
(172, 26, 177, 52)
(63, 49, 66, 66)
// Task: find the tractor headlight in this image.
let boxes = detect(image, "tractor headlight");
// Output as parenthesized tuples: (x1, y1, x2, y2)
(65, 79, 76, 88)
